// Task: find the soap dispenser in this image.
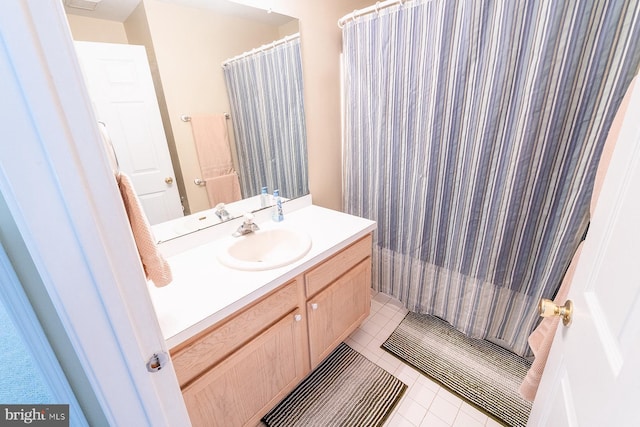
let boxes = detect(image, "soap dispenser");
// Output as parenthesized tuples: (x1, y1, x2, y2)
(271, 189, 284, 222)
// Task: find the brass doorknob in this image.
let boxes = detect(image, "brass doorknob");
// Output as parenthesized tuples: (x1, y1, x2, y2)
(165, 176, 174, 184)
(538, 299, 573, 326)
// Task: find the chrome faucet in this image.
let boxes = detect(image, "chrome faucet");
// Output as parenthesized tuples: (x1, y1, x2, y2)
(214, 203, 231, 222)
(233, 213, 260, 237)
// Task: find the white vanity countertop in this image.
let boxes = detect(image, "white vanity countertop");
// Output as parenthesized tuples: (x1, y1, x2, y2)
(147, 204, 376, 348)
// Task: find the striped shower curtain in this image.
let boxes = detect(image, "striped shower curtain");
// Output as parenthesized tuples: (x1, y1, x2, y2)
(342, 0, 640, 356)
(223, 36, 309, 200)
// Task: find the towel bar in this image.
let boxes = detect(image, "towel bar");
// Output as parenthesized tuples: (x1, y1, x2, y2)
(181, 113, 230, 122)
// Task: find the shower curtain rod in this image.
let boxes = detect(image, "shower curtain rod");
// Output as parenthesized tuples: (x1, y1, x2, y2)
(221, 33, 300, 67)
(338, 0, 412, 28)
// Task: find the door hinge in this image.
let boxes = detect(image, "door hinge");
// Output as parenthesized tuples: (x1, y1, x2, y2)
(146, 351, 169, 373)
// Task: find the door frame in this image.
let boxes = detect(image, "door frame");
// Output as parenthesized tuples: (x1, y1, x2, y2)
(0, 1, 190, 425)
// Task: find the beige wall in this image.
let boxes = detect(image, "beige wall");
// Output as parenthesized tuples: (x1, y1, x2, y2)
(66, 14, 128, 43)
(278, 18, 300, 38)
(300, 0, 372, 211)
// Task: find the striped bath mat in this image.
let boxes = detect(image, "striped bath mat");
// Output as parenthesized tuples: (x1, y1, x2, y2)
(262, 342, 406, 427)
(382, 312, 532, 427)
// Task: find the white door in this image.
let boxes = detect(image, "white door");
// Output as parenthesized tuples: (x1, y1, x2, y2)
(528, 81, 640, 426)
(1, 1, 191, 425)
(74, 41, 183, 225)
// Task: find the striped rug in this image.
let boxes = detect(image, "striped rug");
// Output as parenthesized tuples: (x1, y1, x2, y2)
(262, 342, 406, 427)
(382, 312, 532, 427)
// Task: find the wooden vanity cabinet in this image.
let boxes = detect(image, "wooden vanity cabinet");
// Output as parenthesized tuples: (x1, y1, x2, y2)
(305, 234, 372, 367)
(171, 233, 373, 426)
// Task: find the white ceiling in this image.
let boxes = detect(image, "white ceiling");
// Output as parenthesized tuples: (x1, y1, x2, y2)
(63, 0, 296, 26)
(63, 0, 142, 22)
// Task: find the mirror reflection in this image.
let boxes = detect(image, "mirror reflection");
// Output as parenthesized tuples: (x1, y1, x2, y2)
(65, 0, 309, 241)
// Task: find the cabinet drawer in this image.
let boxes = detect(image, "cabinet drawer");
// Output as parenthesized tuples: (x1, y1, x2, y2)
(171, 280, 299, 388)
(305, 234, 372, 297)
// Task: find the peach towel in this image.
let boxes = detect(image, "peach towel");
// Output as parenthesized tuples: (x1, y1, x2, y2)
(190, 114, 242, 206)
(519, 243, 583, 401)
(117, 173, 172, 287)
(204, 173, 242, 206)
(519, 74, 638, 401)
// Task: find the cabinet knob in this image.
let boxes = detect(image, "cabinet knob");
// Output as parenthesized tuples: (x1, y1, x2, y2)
(311, 303, 318, 310)
(294, 314, 302, 322)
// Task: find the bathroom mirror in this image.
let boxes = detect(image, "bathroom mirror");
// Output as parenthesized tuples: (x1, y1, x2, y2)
(65, 0, 309, 241)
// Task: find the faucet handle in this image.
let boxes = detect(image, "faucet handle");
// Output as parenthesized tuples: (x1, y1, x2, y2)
(242, 213, 254, 224)
(243, 213, 259, 232)
(232, 213, 259, 237)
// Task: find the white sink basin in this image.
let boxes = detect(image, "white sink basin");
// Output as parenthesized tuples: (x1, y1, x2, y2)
(217, 228, 312, 271)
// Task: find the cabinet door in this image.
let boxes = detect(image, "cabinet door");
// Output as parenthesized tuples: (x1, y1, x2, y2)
(182, 311, 306, 427)
(171, 281, 299, 388)
(307, 258, 371, 367)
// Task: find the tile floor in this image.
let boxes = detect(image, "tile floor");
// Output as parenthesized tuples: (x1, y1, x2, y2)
(343, 290, 505, 427)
